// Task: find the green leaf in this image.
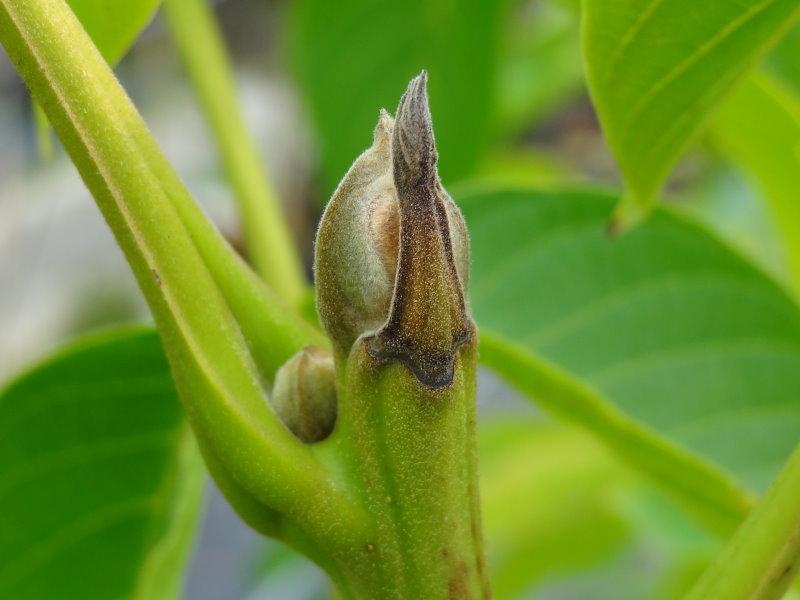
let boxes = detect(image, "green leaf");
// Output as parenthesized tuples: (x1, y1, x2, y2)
(582, 0, 800, 221)
(461, 187, 800, 530)
(67, 0, 160, 64)
(767, 24, 800, 93)
(0, 327, 203, 599)
(495, 0, 583, 136)
(287, 0, 508, 193)
(480, 419, 630, 598)
(709, 71, 800, 294)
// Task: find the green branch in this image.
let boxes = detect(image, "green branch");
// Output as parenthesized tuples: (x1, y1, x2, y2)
(162, 0, 306, 305)
(0, 0, 360, 554)
(686, 442, 800, 600)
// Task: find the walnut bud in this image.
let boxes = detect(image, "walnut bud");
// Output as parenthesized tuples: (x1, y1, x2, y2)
(315, 71, 473, 388)
(270, 345, 337, 443)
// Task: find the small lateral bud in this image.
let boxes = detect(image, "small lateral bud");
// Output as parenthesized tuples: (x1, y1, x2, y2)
(315, 71, 473, 388)
(270, 345, 337, 443)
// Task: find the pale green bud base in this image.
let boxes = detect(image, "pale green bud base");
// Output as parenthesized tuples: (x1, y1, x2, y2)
(310, 339, 489, 598)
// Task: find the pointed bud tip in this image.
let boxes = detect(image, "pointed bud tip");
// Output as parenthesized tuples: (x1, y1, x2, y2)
(373, 109, 394, 149)
(393, 71, 437, 188)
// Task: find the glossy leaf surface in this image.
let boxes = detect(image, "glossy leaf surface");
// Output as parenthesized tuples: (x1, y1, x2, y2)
(583, 0, 800, 214)
(462, 188, 800, 498)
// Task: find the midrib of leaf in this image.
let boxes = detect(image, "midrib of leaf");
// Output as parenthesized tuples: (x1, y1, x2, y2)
(479, 331, 754, 536)
(619, 0, 779, 142)
(600, 0, 665, 84)
(685, 69, 800, 600)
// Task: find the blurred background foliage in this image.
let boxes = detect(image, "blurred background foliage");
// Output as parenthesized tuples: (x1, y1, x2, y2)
(1, 0, 799, 598)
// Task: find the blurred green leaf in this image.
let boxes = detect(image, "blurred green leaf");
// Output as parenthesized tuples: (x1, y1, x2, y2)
(710, 71, 800, 295)
(473, 147, 572, 189)
(582, 0, 800, 221)
(482, 446, 717, 600)
(675, 161, 790, 291)
(287, 0, 508, 194)
(0, 327, 203, 599)
(480, 419, 630, 598)
(495, 0, 583, 135)
(461, 188, 800, 527)
(767, 24, 800, 93)
(67, 0, 160, 64)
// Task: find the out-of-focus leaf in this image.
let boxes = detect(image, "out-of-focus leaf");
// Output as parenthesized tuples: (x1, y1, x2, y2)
(496, 0, 583, 135)
(676, 162, 790, 291)
(460, 188, 800, 528)
(67, 0, 160, 64)
(709, 71, 800, 294)
(582, 0, 800, 222)
(0, 328, 204, 599)
(287, 0, 508, 193)
(473, 148, 572, 189)
(767, 24, 800, 93)
(480, 419, 630, 598)
(480, 417, 721, 599)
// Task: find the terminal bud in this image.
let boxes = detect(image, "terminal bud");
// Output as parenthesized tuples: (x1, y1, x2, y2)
(315, 71, 473, 388)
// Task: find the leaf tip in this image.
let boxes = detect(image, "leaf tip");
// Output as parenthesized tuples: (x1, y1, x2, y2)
(608, 192, 648, 238)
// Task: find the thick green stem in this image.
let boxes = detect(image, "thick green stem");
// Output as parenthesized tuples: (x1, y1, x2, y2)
(162, 0, 306, 305)
(686, 442, 800, 599)
(321, 339, 489, 598)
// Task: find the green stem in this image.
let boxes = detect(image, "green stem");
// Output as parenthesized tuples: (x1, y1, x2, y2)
(686, 442, 800, 600)
(162, 0, 306, 305)
(479, 331, 754, 537)
(0, 0, 361, 556)
(324, 340, 490, 598)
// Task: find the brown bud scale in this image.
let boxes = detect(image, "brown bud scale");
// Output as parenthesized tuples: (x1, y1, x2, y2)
(315, 71, 474, 389)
